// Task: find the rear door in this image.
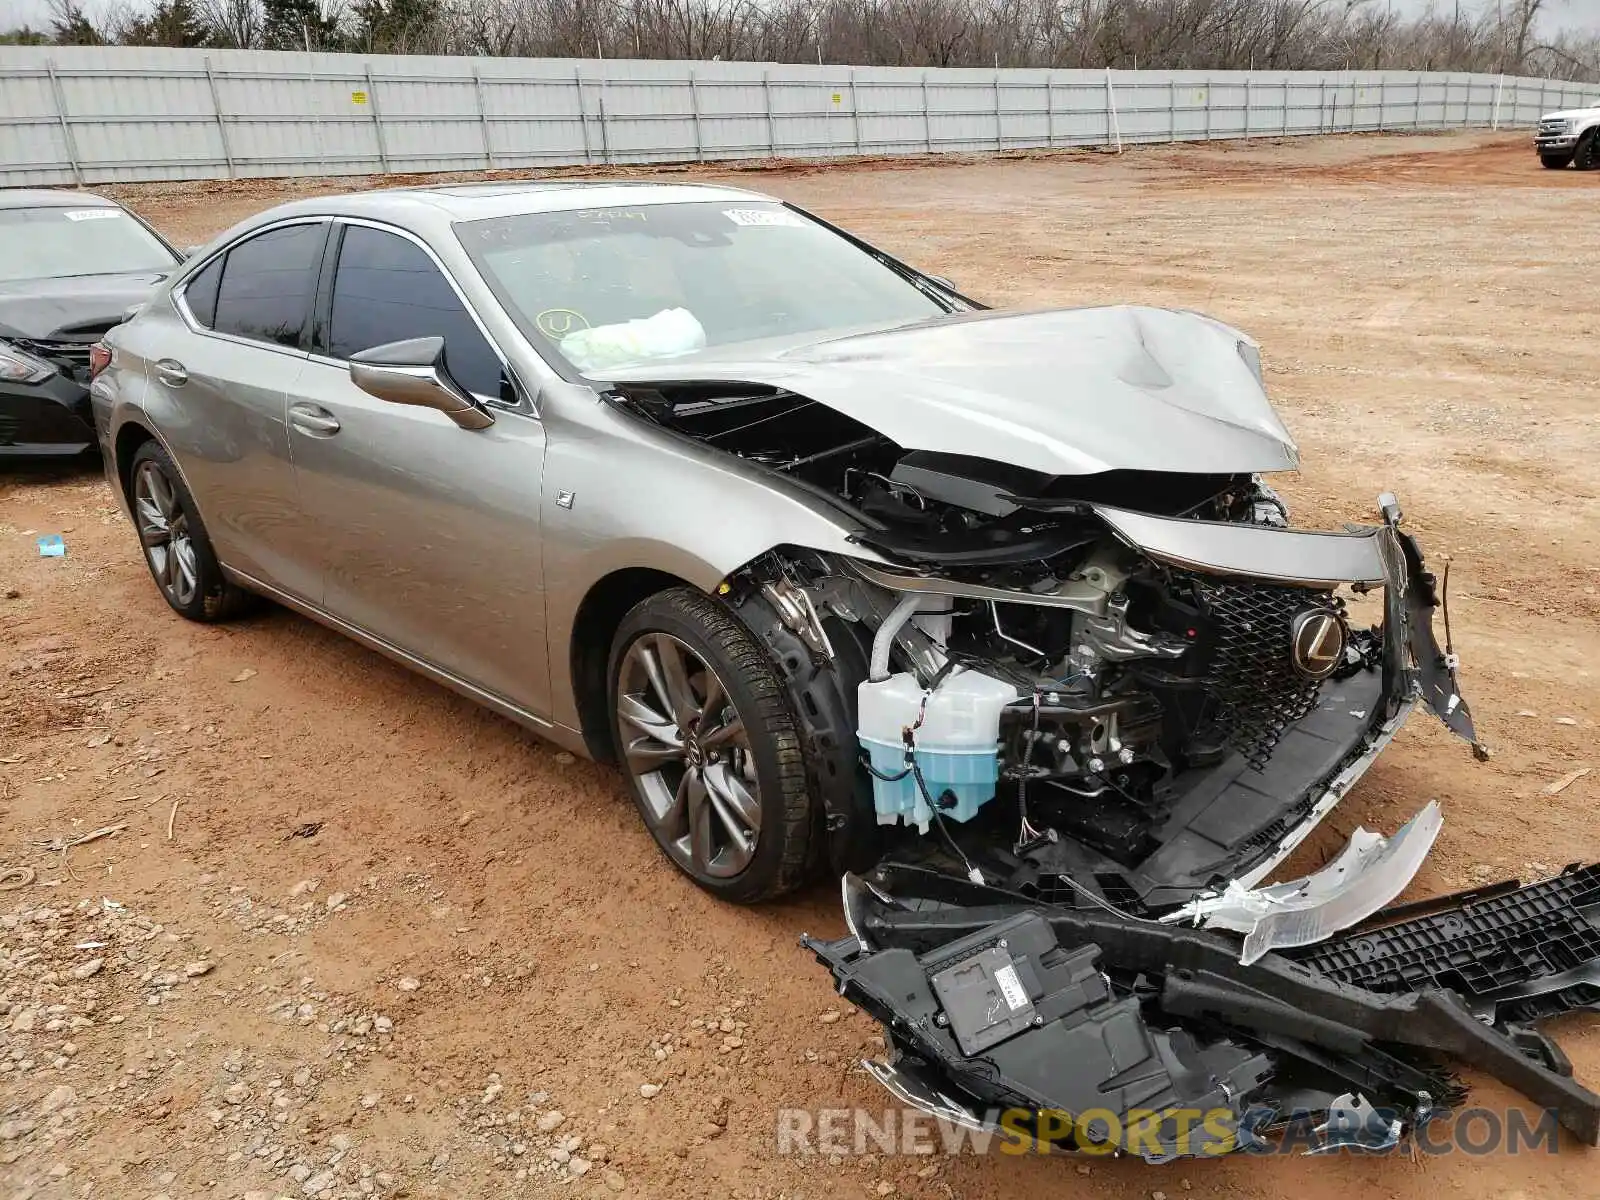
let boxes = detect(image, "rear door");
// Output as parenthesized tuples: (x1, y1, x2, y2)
(284, 219, 552, 716)
(137, 219, 327, 601)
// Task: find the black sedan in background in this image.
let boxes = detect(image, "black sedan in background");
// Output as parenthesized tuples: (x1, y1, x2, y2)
(0, 189, 181, 456)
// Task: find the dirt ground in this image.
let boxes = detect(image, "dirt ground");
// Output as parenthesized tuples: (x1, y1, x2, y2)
(3, 129, 1599, 1200)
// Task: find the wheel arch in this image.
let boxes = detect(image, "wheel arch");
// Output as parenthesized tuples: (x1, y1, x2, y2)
(113, 419, 158, 502)
(569, 566, 701, 763)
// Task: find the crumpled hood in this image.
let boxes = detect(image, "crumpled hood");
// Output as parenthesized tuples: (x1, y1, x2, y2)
(0, 271, 169, 341)
(600, 305, 1298, 476)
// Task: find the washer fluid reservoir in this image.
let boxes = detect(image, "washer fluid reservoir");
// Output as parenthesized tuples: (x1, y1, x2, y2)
(857, 668, 1021, 833)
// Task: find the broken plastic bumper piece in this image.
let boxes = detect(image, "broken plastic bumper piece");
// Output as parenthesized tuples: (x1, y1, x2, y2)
(808, 864, 1600, 1158)
(1165, 799, 1444, 965)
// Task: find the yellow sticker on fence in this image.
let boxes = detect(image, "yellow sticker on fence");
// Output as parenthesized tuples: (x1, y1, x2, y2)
(831, 93, 842, 105)
(351, 90, 368, 105)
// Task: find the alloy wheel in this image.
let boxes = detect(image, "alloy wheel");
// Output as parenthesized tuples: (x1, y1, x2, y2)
(134, 459, 198, 608)
(616, 632, 761, 879)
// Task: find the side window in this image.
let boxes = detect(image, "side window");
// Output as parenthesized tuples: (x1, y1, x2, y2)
(212, 222, 325, 348)
(181, 257, 223, 328)
(328, 225, 504, 400)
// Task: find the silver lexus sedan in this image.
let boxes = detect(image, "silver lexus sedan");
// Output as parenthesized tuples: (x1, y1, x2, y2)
(91, 181, 1480, 930)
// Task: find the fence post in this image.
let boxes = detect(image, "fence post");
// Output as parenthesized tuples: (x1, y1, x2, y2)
(202, 56, 235, 179)
(993, 69, 1003, 151)
(850, 68, 862, 154)
(596, 64, 611, 164)
(1203, 78, 1212, 140)
(1491, 74, 1503, 130)
(472, 65, 493, 169)
(574, 68, 592, 164)
(1377, 76, 1386, 132)
(1280, 78, 1288, 134)
(363, 64, 390, 173)
(1414, 73, 1423, 128)
(763, 70, 776, 157)
(1170, 77, 1177, 141)
(924, 72, 935, 153)
(1105, 68, 1121, 151)
(44, 59, 84, 186)
(688, 69, 704, 160)
(1244, 74, 1251, 138)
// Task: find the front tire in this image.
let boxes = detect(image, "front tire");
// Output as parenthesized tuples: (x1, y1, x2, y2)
(1541, 152, 1574, 169)
(608, 587, 813, 903)
(1573, 133, 1598, 171)
(128, 440, 250, 622)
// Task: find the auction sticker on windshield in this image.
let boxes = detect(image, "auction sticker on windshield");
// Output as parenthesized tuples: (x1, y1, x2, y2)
(723, 208, 806, 228)
(64, 209, 124, 221)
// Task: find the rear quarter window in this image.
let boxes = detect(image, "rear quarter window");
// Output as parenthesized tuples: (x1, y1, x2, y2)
(181, 257, 223, 328)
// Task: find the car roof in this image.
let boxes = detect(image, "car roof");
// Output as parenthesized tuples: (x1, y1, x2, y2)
(262, 180, 778, 225)
(0, 188, 118, 211)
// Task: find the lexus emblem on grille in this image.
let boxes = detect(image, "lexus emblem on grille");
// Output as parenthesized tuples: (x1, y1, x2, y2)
(1289, 608, 1346, 680)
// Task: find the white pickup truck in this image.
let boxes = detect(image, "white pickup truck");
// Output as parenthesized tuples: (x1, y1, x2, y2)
(1535, 106, 1600, 168)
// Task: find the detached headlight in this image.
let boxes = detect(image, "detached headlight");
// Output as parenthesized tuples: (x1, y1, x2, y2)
(0, 342, 57, 385)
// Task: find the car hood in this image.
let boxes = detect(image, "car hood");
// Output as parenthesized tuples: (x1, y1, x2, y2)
(1543, 108, 1600, 120)
(0, 271, 171, 341)
(599, 305, 1299, 476)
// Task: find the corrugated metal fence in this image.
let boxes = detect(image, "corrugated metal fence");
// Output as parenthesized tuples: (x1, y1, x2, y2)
(2, 45, 1596, 187)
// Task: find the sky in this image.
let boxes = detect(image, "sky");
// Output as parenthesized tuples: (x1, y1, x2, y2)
(4, 0, 1600, 37)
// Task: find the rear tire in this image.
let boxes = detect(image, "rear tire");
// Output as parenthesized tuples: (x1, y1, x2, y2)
(1541, 153, 1574, 169)
(128, 440, 251, 622)
(1573, 133, 1597, 171)
(608, 587, 813, 904)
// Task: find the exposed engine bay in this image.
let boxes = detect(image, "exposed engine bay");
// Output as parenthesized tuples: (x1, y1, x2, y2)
(606, 375, 1600, 1158)
(611, 378, 1477, 917)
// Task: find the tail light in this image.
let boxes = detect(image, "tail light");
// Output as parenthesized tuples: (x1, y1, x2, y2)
(88, 342, 112, 380)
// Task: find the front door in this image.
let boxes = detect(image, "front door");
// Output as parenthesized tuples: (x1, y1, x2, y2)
(284, 221, 552, 717)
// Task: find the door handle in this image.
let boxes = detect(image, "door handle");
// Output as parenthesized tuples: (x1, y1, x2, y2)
(154, 358, 187, 388)
(288, 402, 341, 437)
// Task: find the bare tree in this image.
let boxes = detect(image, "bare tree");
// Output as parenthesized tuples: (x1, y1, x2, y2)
(43, 0, 1600, 83)
(198, 0, 264, 46)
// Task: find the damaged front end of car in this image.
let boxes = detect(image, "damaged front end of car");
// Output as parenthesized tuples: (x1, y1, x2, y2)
(599, 305, 1599, 1158)
(712, 474, 1483, 944)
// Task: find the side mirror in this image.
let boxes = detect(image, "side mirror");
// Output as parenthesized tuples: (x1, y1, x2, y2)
(348, 336, 494, 431)
(184, 245, 203, 258)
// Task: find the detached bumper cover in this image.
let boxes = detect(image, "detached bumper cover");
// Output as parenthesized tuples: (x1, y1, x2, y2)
(808, 868, 1600, 1158)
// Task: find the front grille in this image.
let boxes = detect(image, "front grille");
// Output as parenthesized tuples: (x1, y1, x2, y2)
(12, 337, 96, 382)
(1537, 119, 1568, 136)
(1193, 578, 1334, 770)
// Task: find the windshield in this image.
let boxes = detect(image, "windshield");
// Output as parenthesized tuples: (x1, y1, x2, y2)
(456, 201, 948, 375)
(0, 205, 176, 284)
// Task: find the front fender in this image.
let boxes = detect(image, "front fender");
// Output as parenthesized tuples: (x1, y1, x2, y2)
(537, 382, 880, 732)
